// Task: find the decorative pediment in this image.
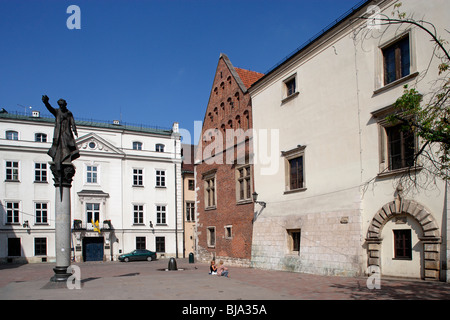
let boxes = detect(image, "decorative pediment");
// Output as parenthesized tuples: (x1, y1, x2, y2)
(77, 133, 124, 155)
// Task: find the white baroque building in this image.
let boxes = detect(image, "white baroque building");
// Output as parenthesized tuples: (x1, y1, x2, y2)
(0, 110, 182, 263)
(249, 0, 449, 281)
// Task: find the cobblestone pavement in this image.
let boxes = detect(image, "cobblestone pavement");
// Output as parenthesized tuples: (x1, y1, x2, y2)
(0, 258, 449, 300)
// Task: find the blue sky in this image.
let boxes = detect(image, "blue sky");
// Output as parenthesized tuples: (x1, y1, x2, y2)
(0, 0, 363, 143)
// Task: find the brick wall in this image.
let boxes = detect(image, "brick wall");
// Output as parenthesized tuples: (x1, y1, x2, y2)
(195, 55, 256, 266)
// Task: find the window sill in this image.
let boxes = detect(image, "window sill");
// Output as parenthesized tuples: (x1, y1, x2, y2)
(34, 181, 48, 184)
(4, 180, 20, 183)
(236, 199, 253, 205)
(205, 206, 217, 211)
(283, 187, 307, 195)
(281, 91, 299, 105)
(377, 166, 422, 179)
(155, 186, 167, 189)
(373, 72, 419, 95)
(156, 223, 168, 226)
(132, 185, 144, 188)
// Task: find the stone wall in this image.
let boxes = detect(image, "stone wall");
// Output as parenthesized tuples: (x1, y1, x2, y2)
(251, 210, 363, 277)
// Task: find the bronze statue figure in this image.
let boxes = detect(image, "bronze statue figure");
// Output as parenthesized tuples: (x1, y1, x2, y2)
(42, 95, 80, 165)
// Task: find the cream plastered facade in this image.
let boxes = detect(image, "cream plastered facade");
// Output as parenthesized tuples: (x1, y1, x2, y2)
(249, 0, 449, 281)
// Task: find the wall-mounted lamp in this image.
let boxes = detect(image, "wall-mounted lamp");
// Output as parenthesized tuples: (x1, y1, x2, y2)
(149, 221, 154, 228)
(252, 192, 266, 208)
(22, 220, 30, 229)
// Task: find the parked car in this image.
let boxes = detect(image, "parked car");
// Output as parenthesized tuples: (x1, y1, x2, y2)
(118, 249, 157, 262)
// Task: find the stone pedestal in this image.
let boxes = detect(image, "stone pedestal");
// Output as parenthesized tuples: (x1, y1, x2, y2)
(50, 162, 76, 282)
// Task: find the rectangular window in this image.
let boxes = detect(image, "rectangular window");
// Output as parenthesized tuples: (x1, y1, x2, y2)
(204, 175, 216, 208)
(86, 203, 100, 224)
(35, 133, 47, 142)
(156, 205, 166, 224)
(186, 201, 195, 222)
(207, 227, 216, 248)
(35, 202, 48, 224)
(133, 205, 144, 224)
(8, 238, 21, 256)
(287, 229, 301, 253)
(156, 170, 165, 187)
(87, 165, 98, 183)
(282, 146, 306, 193)
(383, 35, 410, 85)
(156, 144, 165, 152)
(394, 229, 412, 259)
(35, 238, 47, 256)
(136, 237, 146, 250)
(237, 165, 252, 201)
(225, 225, 232, 239)
(386, 124, 415, 170)
(6, 202, 20, 224)
(156, 237, 165, 253)
(286, 78, 296, 96)
(6, 161, 19, 181)
(289, 157, 304, 190)
(188, 179, 195, 191)
(133, 168, 143, 186)
(34, 163, 47, 182)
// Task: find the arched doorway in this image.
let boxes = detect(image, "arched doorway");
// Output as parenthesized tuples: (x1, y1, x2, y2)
(366, 199, 441, 280)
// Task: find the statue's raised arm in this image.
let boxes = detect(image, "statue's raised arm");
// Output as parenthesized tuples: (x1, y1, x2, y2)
(42, 95, 80, 165)
(42, 95, 57, 116)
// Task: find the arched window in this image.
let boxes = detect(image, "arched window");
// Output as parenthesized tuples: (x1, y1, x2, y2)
(133, 141, 143, 150)
(156, 144, 165, 152)
(243, 110, 250, 130)
(235, 115, 241, 129)
(35, 133, 47, 142)
(6, 130, 18, 140)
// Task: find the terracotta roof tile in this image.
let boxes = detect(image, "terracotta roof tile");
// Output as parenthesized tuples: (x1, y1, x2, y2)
(235, 68, 264, 89)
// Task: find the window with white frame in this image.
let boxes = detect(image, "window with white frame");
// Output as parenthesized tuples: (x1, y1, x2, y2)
(86, 203, 100, 225)
(6, 201, 20, 224)
(34, 163, 47, 182)
(133, 168, 143, 186)
(156, 144, 165, 152)
(185, 201, 195, 222)
(156, 205, 166, 224)
(5, 161, 19, 181)
(35, 202, 48, 224)
(86, 165, 98, 184)
(133, 204, 144, 224)
(133, 141, 142, 150)
(6, 130, 18, 140)
(35, 133, 47, 142)
(156, 170, 165, 187)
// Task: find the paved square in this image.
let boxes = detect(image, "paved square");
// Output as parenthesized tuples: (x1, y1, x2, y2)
(0, 259, 449, 300)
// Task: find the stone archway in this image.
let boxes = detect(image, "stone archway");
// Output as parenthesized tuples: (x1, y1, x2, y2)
(366, 199, 441, 280)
